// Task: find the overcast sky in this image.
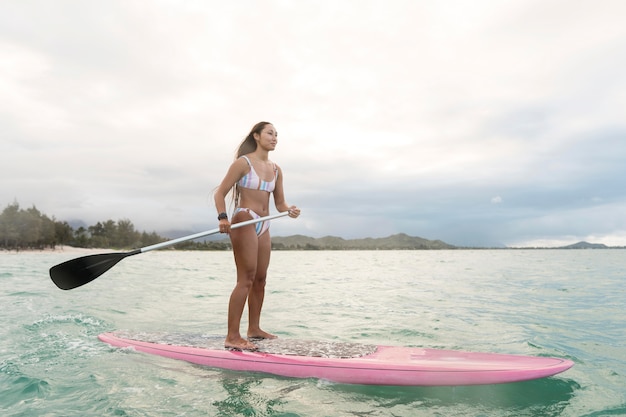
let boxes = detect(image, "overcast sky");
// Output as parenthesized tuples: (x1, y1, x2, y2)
(2, 0, 625, 247)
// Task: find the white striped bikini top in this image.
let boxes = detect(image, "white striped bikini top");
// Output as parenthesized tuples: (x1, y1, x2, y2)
(237, 156, 277, 192)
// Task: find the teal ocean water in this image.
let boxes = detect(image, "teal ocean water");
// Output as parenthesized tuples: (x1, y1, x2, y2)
(1, 249, 625, 416)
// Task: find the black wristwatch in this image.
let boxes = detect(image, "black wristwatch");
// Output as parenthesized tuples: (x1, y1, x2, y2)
(217, 212, 228, 221)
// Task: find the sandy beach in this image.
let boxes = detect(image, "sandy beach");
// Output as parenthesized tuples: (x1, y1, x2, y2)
(1, 245, 110, 255)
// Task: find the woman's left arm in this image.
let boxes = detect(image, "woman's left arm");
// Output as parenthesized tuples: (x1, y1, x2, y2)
(273, 165, 301, 218)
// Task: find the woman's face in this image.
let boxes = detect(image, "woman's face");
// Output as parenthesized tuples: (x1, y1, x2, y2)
(255, 124, 277, 151)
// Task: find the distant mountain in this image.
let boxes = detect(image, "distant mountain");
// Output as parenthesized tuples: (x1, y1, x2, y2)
(559, 241, 608, 249)
(270, 233, 456, 250)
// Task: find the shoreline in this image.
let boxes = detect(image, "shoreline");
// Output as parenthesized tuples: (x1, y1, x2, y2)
(1, 245, 109, 255)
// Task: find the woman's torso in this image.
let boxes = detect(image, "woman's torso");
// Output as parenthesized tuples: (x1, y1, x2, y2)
(236, 155, 277, 216)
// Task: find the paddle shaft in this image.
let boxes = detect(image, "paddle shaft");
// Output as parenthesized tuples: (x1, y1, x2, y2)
(140, 211, 289, 253)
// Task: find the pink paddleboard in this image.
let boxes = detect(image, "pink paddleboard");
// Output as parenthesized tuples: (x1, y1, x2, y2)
(98, 332, 573, 386)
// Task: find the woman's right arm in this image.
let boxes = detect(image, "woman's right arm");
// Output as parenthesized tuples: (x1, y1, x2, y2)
(214, 158, 247, 218)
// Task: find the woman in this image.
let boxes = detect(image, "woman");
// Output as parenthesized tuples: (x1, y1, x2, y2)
(214, 122, 301, 350)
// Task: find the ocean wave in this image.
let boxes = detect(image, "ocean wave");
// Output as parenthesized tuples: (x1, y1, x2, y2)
(27, 313, 104, 329)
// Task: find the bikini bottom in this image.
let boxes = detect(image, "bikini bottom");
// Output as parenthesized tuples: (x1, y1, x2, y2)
(234, 208, 270, 237)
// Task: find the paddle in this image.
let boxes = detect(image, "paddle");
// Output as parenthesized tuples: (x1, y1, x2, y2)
(49, 212, 289, 290)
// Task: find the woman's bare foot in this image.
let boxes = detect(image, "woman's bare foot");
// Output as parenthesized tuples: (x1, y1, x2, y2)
(247, 329, 277, 340)
(224, 337, 258, 351)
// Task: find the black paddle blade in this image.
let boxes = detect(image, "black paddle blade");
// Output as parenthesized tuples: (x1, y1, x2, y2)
(49, 251, 136, 290)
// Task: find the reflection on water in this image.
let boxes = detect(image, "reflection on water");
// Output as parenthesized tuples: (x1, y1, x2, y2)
(213, 375, 287, 417)
(328, 377, 579, 416)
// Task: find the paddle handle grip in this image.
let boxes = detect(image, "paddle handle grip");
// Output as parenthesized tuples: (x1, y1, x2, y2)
(139, 211, 290, 254)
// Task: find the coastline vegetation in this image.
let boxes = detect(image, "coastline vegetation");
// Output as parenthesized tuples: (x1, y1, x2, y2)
(0, 201, 452, 252)
(1, 201, 622, 251)
(0, 201, 231, 251)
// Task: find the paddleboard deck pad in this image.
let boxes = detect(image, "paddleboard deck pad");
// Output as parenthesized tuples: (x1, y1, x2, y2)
(99, 331, 573, 386)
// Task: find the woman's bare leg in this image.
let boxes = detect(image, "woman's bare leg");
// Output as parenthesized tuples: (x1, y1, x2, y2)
(247, 231, 276, 339)
(224, 215, 258, 350)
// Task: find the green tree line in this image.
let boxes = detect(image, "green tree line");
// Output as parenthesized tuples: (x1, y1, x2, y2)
(0, 202, 232, 251)
(0, 202, 166, 251)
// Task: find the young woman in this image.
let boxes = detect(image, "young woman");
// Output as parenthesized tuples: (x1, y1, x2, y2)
(214, 122, 301, 350)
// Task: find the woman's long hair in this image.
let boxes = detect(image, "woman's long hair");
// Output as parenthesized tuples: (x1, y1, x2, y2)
(232, 121, 272, 208)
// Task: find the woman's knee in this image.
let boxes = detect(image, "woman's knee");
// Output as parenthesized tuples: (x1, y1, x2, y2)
(252, 273, 267, 288)
(236, 270, 256, 287)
